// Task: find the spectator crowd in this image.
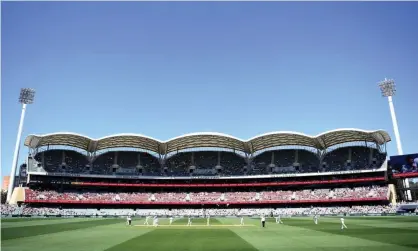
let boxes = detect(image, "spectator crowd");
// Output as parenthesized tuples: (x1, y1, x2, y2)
(3, 204, 409, 217)
(25, 186, 388, 204)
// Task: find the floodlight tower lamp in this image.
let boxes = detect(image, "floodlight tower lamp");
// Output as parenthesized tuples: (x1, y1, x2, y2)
(379, 79, 403, 155)
(7, 88, 35, 203)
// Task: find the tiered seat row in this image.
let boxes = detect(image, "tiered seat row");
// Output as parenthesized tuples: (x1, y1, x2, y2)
(25, 186, 388, 204)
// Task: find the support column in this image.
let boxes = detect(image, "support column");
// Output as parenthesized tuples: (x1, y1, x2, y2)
(137, 153, 143, 174)
(388, 96, 403, 155)
(88, 155, 93, 172)
(369, 148, 374, 166)
(42, 151, 45, 170)
(348, 148, 352, 162)
(62, 151, 66, 164)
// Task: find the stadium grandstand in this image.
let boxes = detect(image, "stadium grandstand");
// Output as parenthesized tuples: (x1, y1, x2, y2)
(23, 128, 390, 175)
(3, 127, 417, 217)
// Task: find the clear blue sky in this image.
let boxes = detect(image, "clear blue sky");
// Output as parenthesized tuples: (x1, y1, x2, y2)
(1, 2, 418, 181)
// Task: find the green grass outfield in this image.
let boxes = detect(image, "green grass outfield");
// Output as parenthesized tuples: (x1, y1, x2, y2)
(1, 216, 418, 251)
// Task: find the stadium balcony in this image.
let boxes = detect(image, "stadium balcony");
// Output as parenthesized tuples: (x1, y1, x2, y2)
(194, 152, 218, 169)
(192, 152, 222, 176)
(33, 150, 89, 173)
(251, 149, 322, 175)
(165, 152, 192, 176)
(220, 152, 247, 176)
(163, 151, 248, 177)
(250, 150, 270, 175)
(271, 150, 296, 173)
(92, 152, 114, 175)
(297, 150, 320, 173)
(92, 151, 161, 176)
(27, 147, 387, 178)
(322, 146, 386, 172)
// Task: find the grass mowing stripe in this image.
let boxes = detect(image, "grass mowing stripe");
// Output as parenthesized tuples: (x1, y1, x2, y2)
(1, 218, 63, 222)
(1, 218, 103, 229)
(105, 219, 259, 251)
(1, 223, 153, 251)
(283, 218, 418, 249)
(1, 219, 121, 241)
(347, 217, 418, 222)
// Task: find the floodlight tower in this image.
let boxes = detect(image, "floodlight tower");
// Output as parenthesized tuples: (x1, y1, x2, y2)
(379, 78, 403, 155)
(379, 79, 411, 201)
(7, 88, 35, 203)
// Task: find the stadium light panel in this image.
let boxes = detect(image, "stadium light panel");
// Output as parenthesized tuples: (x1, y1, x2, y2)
(378, 79, 396, 97)
(18, 88, 36, 104)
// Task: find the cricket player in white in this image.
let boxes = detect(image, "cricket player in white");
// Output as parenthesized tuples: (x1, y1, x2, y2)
(207, 215, 210, 226)
(187, 216, 192, 226)
(144, 216, 150, 225)
(169, 217, 174, 225)
(275, 215, 283, 224)
(153, 216, 159, 227)
(314, 215, 318, 225)
(261, 215, 266, 228)
(340, 217, 347, 230)
(240, 216, 244, 226)
(126, 215, 132, 226)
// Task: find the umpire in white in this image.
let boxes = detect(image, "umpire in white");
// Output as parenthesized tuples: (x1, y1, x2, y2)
(261, 215, 266, 228)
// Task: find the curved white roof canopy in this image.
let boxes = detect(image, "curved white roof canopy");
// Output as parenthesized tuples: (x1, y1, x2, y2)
(25, 132, 92, 151)
(314, 128, 391, 149)
(25, 133, 161, 153)
(247, 131, 320, 153)
(95, 134, 161, 153)
(24, 129, 391, 154)
(163, 132, 248, 154)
